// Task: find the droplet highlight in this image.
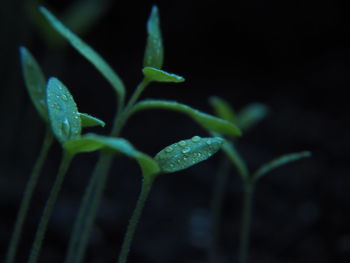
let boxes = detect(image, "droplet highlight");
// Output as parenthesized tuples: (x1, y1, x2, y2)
(191, 136, 201, 142)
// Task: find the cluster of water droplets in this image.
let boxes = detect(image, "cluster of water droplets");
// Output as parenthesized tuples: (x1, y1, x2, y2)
(154, 135, 224, 173)
(47, 79, 81, 143)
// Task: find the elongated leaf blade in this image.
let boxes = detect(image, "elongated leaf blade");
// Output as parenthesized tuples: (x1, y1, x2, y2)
(209, 96, 236, 123)
(253, 151, 311, 181)
(20, 47, 47, 121)
(131, 100, 241, 137)
(237, 103, 269, 131)
(64, 134, 160, 177)
(79, 112, 105, 128)
(40, 7, 125, 104)
(142, 67, 184, 83)
(144, 5, 163, 69)
(154, 136, 224, 173)
(46, 77, 81, 144)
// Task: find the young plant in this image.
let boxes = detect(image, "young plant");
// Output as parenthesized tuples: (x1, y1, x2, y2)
(35, 5, 241, 263)
(209, 96, 311, 263)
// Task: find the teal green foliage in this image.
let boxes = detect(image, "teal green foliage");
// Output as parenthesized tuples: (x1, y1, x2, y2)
(46, 77, 82, 144)
(79, 112, 105, 128)
(144, 5, 163, 68)
(20, 47, 47, 121)
(154, 136, 224, 173)
(7, 4, 311, 263)
(142, 67, 185, 83)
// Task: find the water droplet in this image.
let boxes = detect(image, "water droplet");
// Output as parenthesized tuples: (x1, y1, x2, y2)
(61, 118, 70, 137)
(206, 139, 212, 145)
(182, 147, 191, 154)
(52, 103, 61, 110)
(191, 136, 201, 143)
(179, 140, 187, 147)
(165, 146, 174, 153)
(61, 94, 68, 101)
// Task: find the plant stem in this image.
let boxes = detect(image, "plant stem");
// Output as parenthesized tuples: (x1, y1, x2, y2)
(238, 180, 254, 263)
(65, 79, 150, 263)
(65, 151, 115, 263)
(5, 129, 53, 263)
(208, 158, 230, 263)
(125, 78, 150, 110)
(28, 152, 73, 263)
(117, 175, 155, 263)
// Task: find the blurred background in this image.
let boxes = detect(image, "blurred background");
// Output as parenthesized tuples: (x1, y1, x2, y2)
(1, 0, 349, 262)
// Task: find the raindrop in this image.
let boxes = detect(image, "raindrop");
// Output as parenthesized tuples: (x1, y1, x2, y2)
(61, 94, 68, 101)
(61, 118, 70, 137)
(182, 147, 191, 154)
(179, 140, 187, 147)
(165, 146, 174, 153)
(191, 136, 201, 143)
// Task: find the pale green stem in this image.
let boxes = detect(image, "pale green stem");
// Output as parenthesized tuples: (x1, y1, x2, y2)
(65, 79, 150, 263)
(238, 180, 254, 263)
(208, 158, 230, 263)
(117, 175, 155, 263)
(28, 152, 73, 263)
(5, 129, 53, 263)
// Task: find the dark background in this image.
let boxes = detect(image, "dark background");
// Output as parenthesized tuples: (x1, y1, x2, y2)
(1, 0, 349, 262)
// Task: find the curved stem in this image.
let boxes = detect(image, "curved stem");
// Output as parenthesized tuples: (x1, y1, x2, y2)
(5, 129, 53, 263)
(125, 78, 150, 111)
(65, 79, 151, 263)
(28, 152, 73, 263)
(208, 158, 230, 263)
(238, 181, 254, 263)
(117, 175, 155, 263)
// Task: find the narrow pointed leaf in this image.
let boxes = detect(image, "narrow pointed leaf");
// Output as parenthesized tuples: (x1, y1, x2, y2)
(64, 134, 160, 177)
(154, 136, 224, 173)
(40, 7, 125, 105)
(209, 96, 236, 123)
(144, 5, 163, 68)
(131, 100, 241, 137)
(237, 103, 269, 131)
(20, 47, 47, 121)
(79, 112, 105, 128)
(253, 151, 311, 181)
(142, 67, 184, 83)
(61, 0, 110, 35)
(46, 77, 81, 144)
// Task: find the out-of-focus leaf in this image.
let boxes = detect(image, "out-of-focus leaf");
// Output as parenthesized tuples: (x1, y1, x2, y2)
(64, 134, 159, 177)
(20, 47, 47, 121)
(144, 5, 163, 69)
(131, 100, 241, 137)
(40, 7, 125, 106)
(236, 103, 269, 131)
(79, 113, 105, 128)
(253, 151, 311, 181)
(154, 136, 224, 173)
(209, 96, 236, 123)
(142, 67, 184, 83)
(46, 77, 81, 144)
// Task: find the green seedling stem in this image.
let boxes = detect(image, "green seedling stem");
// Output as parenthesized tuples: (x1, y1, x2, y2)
(5, 129, 53, 263)
(28, 152, 73, 263)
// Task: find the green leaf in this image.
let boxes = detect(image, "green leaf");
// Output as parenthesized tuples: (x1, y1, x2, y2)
(209, 96, 236, 123)
(144, 5, 163, 69)
(46, 77, 81, 144)
(19, 47, 47, 121)
(154, 136, 224, 173)
(142, 67, 184, 83)
(236, 103, 269, 131)
(131, 100, 241, 137)
(253, 151, 311, 181)
(40, 7, 125, 105)
(61, 0, 110, 35)
(79, 112, 105, 128)
(64, 134, 160, 177)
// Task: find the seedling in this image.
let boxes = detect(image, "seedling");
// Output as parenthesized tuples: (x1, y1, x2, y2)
(209, 96, 311, 263)
(6, 5, 240, 263)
